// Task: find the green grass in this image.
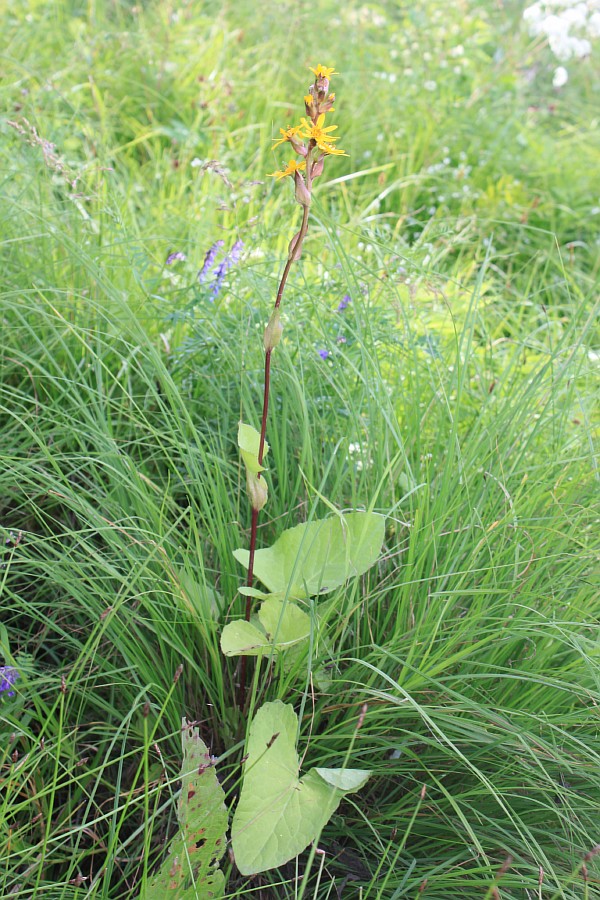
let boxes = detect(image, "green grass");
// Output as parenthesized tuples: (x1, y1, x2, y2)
(1, 0, 599, 897)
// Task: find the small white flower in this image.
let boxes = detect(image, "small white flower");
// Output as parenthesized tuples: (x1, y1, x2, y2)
(589, 11, 600, 38)
(549, 32, 574, 60)
(523, 5, 542, 27)
(563, 5, 587, 29)
(552, 65, 569, 86)
(572, 36, 591, 57)
(543, 13, 564, 37)
(424, 80, 437, 91)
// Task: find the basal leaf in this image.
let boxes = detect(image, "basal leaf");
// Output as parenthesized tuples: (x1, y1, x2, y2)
(233, 511, 385, 599)
(231, 701, 371, 875)
(143, 721, 227, 899)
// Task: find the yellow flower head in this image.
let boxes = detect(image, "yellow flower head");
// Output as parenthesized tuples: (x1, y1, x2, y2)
(320, 142, 348, 157)
(267, 159, 307, 180)
(300, 114, 339, 150)
(310, 64, 338, 79)
(272, 125, 303, 149)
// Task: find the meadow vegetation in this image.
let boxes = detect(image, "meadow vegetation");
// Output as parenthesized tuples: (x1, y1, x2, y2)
(1, 0, 599, 897)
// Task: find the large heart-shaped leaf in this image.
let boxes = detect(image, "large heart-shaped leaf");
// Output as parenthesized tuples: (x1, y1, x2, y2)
(221, 597, 311, 657)
(233, 511, 385, 599)
(231, 701, 371, 875)
(143, 721, 227, 899)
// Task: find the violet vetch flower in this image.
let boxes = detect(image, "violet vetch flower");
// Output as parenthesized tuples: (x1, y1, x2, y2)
(228, 239, 244, 264)
(210, 239, 244, 298)
(211, 267, 228, 297)
(198, 240, 225, 282)
(166, 251, 187, 265)
(337, 293, 351, 311)
(0, 666, 19, 698)
(317, 348, 330, 359)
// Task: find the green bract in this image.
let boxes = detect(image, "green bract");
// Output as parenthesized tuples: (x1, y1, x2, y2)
(239, 422, 270, 511)
(238, 422, 269, 475)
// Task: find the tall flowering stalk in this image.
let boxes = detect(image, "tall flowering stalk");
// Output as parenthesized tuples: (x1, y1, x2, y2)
(238, 65, 346, 706)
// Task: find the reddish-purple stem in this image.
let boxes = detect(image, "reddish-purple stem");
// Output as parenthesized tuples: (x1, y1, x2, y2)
(237, 169, 313, 710)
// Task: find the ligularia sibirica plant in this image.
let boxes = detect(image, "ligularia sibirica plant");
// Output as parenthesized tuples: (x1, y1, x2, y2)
(141, 65, 383, 894)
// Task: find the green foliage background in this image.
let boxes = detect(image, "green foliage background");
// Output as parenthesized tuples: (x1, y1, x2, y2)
(1, 0, 598, 897)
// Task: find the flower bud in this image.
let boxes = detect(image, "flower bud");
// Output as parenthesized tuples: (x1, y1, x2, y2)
(321, 92, 336, 113)
(263, 309, 283, 352)
(247, 472, 268, 511)
(290, 136, 308, 157)
(311, 155, 325, 180)
(288, 230, 303, 261)
(294, 170, 311, 206)
(304, 89, 317, 118)
(315, 75, 330, 98)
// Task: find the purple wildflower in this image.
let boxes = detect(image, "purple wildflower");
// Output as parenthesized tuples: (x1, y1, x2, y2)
(166, 251, 187, 265)
(209, 239, 244, 298)
(228, 239, 244, 264)
(317, 348, 330, 359)
(211, 260, 229, 297)
(0, 666, 19, 698)
(198, 240, 225, 282)
(337, 293, 351, 312)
